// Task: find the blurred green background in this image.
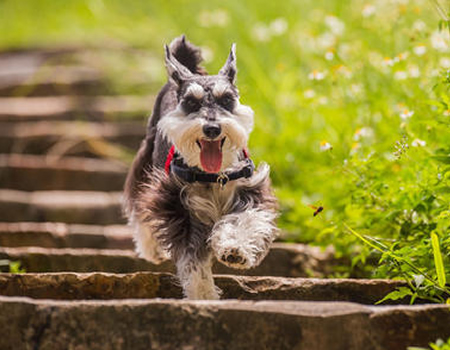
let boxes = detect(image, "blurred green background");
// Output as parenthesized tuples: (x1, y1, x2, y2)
(1, 0, 449, 285)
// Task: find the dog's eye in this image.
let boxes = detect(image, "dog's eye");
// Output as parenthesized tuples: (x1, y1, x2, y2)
(182, 96, 201, 114)
(217, 94, 235, 112)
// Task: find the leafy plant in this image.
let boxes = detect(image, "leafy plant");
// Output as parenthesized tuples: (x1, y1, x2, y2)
(0, 260, 26, 274)
(409, 337, 450, 350)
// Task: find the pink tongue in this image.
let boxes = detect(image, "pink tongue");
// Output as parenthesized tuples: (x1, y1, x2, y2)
(200, 140, 222, 173)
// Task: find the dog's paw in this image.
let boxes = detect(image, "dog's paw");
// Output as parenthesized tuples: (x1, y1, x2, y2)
(218, 247, 253, 269)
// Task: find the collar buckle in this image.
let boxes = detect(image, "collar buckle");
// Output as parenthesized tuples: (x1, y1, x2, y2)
(216, 173, 229, 189)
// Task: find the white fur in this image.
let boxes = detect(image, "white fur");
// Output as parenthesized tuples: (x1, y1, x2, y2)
(233, 102, 254, 134)
(182, 181, 238, 225)
(157, 103, 254, 172)
(130, 215, 170, 263)
(212, 80, 230, 97)
(186, 82, 205, 99)
(157, 106, 204, 167)
(209, 208, 278, 269)
(176, 253, 221, 299)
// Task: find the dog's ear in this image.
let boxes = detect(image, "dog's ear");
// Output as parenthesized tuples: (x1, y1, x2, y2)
(164, 44, 193, 86)
(218, 43, 237, 84)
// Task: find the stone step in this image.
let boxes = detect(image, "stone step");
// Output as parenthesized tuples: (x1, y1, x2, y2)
(0, 243, 339, 277)
(0, 64, 105, 97)
(0, 272, 405, 304)
(0, 154, 127, 191)
(0, 96, 153, 122)
(0, 222, 133, 249)
(0, 296, 448, 350)
(0, 190, 124, 225)
(0, 120, 144, 155)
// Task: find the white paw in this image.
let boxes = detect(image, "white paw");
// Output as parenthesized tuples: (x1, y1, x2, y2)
(217, 246, 254, 270)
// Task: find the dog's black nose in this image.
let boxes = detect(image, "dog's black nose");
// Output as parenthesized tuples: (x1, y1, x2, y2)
(202, 124, 221, 139)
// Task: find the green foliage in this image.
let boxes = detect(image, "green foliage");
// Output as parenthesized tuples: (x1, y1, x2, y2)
(0, 0, 449, 302)
(409, 337, 450, 350)
(8, 261, 26, 274)
(0, 260, 26, 274)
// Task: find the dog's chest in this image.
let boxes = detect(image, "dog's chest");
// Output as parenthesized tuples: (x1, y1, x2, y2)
(183, 182, 238, 225)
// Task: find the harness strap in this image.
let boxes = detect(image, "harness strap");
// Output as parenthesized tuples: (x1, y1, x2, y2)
(171, 158, 255, 186)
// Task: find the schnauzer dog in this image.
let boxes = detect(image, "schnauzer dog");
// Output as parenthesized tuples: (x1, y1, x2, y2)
(124, 35, 278, 299)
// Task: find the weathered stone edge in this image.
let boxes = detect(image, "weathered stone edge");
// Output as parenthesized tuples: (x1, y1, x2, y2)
(0, 272, 406, 304)
(0, 222, 133, 249)
(0, 295, 449, 350)
(0, 96, 154, 122)
(0, 243, 341, 278)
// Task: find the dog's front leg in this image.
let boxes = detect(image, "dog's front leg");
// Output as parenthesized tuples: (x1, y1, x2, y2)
(175, 251, 221, 300)
(168, 216, 220, 300)
(209, 207, 278, 270)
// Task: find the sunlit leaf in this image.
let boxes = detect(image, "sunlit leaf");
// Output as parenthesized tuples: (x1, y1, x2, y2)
(431, 231, 446, 288)
(376, 287, 413, 305)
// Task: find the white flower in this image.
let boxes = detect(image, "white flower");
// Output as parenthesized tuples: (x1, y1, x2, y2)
(408, 65, 420, 78)
(413, 45, 427, 56)
(412, 20, 426, 32)
(337, 43, 351, 59)
(350, 83, 363, 96)
(252, 23, 270, 42)
(411, 138, 426, 147)
(325, 50, 335, 60)
(443, 109, 450, 116)
(353, 127, 374, 141)
(303, 89, 316, 99)
(318, 96, 329, 105)
(198, 9, 229, 27)
(394, 71, 408, 80)
(308, 70, 327, 80)
(383, 57, 396, 67)
(325, 15, 345, 36)
(440, 58, 450, 68)
(430, 69, 440, 77)
(320, 140, 333, 151)
(396, 52, 409, 61)
(316, 32, 337, 49)
(200, 46, 214, 63)
(362, 4, 376, 17)
(431, 30, 449, 52)
(413, 274, 425, 288)
(252, 18, 288, 42)
(336, 65, 352, 78)
(399, 109, 414, 120)
(270, 18, 288, 36)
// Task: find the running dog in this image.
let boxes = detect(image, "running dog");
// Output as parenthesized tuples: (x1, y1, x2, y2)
(124, 35, 278, 299)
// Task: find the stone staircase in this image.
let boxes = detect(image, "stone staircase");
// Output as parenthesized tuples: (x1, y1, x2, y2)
(0, 47, 448, 350)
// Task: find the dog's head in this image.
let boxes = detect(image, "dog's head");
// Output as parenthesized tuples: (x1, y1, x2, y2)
(157, 43, 254, 173)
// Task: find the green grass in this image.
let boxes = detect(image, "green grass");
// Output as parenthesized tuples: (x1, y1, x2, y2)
(1, 0, 450, 302)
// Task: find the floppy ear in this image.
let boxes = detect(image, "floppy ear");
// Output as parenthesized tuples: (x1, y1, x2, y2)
(164, 44, 193, 86)
(218, 43, 237, 84)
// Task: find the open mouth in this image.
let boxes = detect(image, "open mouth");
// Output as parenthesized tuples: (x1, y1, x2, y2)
(196, 137, 226, 173)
